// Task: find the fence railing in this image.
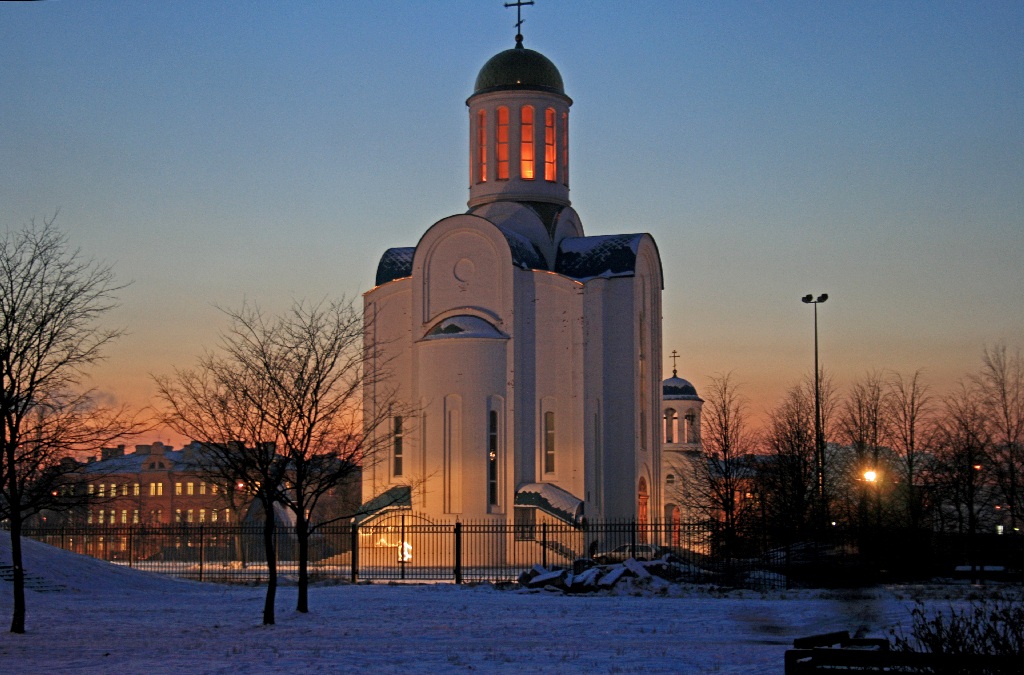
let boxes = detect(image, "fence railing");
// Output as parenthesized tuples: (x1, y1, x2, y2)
(19, 516, 772, 585)
(18, 517, 1022, 589)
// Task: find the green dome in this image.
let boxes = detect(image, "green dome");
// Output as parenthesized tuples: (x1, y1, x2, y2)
(474, 40, 565, 96)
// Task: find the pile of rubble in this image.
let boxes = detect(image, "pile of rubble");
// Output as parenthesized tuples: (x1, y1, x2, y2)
(517, 556, 718, 594)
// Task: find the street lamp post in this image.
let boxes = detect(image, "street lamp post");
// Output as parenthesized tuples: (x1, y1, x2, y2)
(802, 293, 828, 526)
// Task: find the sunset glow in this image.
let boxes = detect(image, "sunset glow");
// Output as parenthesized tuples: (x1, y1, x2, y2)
(1, 2, 1020, 446)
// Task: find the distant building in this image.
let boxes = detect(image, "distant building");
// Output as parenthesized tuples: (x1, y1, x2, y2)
(362, 34, 664, 527)
(37, 441, 359, 529)
(76, 442, 242, 527)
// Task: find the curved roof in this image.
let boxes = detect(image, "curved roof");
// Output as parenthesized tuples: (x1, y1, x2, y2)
(375, 247, 416, 286)
(555, 234, 646, 280)
(373, 225, 546, 287)
(663, 376, 701, 401)
(474, 38, 565, 96)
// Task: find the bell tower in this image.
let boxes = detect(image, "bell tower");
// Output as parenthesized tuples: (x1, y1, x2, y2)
(467, 34, 572, 210)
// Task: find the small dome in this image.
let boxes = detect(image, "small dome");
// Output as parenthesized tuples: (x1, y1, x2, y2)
(474, 38, 564, 96)
(663, 376, 700, 400)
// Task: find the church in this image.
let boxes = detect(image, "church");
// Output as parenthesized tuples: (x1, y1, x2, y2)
(362, 31, 665, 529)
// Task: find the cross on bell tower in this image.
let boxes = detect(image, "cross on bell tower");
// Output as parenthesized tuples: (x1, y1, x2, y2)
(669, 349, 680, 377)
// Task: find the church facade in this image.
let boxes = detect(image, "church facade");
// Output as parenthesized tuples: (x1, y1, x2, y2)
(362, 36, 664, 527)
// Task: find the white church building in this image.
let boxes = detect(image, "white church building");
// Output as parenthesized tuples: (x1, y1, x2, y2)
(362, 34, 665, 529)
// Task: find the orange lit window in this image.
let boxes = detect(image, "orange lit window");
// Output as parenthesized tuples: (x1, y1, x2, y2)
(561, 111, 569, 186)
(496, 107, 509, 180)
(544, 107, 556, 181)
(520, 105, 535, 180)
(477, 109, 487, 183)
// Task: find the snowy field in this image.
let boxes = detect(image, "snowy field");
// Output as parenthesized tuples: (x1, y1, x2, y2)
(0, 534, 979, 673)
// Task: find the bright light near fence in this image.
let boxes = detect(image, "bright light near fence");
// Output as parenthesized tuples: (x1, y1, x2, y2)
(863, 470, 877, 483)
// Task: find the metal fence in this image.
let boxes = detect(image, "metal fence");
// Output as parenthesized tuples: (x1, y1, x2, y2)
(20, 517, 1020, 589)
(19, 515, 782, 587)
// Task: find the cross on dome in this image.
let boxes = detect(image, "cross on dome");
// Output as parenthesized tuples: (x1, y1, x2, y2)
(670, 349, 680, 377)
(504, 0, 535, 43)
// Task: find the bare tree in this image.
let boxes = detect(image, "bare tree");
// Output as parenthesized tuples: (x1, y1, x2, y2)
(972, 343, 1024, 531)
(0, 217, 139, 634)
(157, 298, 398, 618)
(155, 361, 288, 626)
(759, 383, 817, 538)
(758, 372, 839, 538)
(671, 373, 755, 555)
(932, 383, 994, 537)
(839, 371, 889, 529)
(883, 369, 934, 529)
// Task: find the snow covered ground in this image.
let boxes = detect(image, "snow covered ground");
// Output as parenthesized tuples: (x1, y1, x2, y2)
(0, 534, 977, 673)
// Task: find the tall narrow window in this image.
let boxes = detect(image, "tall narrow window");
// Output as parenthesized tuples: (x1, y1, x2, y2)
(496, 107, 509, 180)
(477, 109, 487, 183)
(488, 410, 499, 506)
(685, 411, 697, 443)
(544, 411, 555, 473)
(544, 107, 557, 181)
(520, 105, 535, 179)
(393, 415, 404, 477)
(561, 111, 569, 185)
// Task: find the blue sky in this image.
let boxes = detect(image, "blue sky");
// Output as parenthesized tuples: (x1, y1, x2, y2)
(2, 1, 1021, 438)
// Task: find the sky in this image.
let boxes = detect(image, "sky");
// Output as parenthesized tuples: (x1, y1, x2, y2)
(2, 1, 1021, 444)
(0, 532, 966, 673)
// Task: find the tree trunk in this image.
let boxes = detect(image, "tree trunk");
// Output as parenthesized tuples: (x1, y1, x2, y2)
(296, 514, 309, 613)
(261, 498, 277, 626)
(8, 510, 26, 633)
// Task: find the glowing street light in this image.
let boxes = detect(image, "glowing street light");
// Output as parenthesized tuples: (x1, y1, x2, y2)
(863, 470, 877, 483)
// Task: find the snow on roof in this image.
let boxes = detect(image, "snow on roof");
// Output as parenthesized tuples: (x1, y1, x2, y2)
(515, 482, 584, 525)
(555, 234, 646, 281)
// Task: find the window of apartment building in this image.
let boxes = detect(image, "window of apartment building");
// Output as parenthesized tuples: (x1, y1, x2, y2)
(132, 509, 139, 524)
(99, 509, 105, 523)
(200, 482, 206, 495)
(211, 509, 218, 523)
(88, 484, 95, 495)
(175, 509, 182, 523)
(224, 508, 231, 523)
(199, 509, 206, 523)
(133, 483, 140, 496)
(175, 482, 182, 495)
(211, 484, 218, 495)
(121, 510, 128, 524)
(87, 510, 93, 524)
(98, 484, 105, 497)
(187, 482, 194, 496)
(187, 509, 194, 523)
